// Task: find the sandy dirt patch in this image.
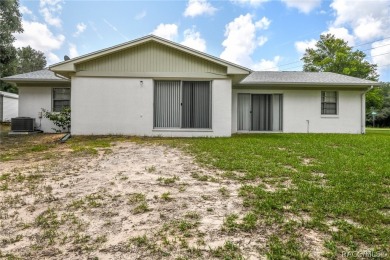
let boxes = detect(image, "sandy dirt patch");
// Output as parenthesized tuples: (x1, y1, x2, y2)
(0, 141, 265, 259)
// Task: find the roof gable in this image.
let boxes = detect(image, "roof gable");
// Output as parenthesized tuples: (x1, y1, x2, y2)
(76, 41, 226, 75)
(50, 35, 251, 76)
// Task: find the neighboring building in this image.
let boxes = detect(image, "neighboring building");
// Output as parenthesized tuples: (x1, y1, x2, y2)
(0, 91, 19, 122)
(1, 35, 379, 135)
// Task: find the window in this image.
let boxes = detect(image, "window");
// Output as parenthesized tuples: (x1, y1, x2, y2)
(154, 81, 211, 129)
(53, 88, 70, 112)
(321, 91, 337, 115)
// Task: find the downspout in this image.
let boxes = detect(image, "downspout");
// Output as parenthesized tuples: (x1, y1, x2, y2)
(361, 86, 373, 134)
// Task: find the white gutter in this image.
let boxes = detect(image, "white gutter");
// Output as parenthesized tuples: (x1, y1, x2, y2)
(361, 86, 374, 134)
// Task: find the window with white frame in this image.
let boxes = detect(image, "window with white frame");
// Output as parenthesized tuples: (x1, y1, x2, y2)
(154, 81, 211, 129)
(321, 91, 337, 115)
(53, 88, 70, 112)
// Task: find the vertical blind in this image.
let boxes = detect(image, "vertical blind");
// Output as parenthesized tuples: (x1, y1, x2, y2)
(154, 81, 181, 128)
(237, 93, 283, 131)
(154, 81, 211, 129)
(182, 81, 211, 128)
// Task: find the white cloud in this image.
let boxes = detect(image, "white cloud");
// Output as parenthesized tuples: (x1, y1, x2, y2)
(255, 17, 271, 30)
(47, 52, 61, 64)
(281, 0, 321, 14)
(253, 56, 281, 71)
(257, 36, 268, 47)
(181, 28, 206, 52)
(20, 5, 33, 16)
(330, 0, 389, 41)
(371, 39, 390, 72)
(39, 0, 63, 28)
(353, 17, 383, 42)
(230, 0, 269, 7)
(184, 0, 217, 17)
(73, 22, 87, 37)
(69, 43, 79, 58)
(13, 20, 65, 64)
(294, 39, 317, 54)
(152, 23, 178, 41)
(322, 27, 355, 46)
(134, 10, 146, 20)
(220, 14, 271, 67)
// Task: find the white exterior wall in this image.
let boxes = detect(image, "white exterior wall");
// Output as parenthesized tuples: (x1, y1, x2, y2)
(71, 77, 232, 137)
(0, 93, 18, 122)
(18, 87, 58, 132)
(232, 89, 364, 134)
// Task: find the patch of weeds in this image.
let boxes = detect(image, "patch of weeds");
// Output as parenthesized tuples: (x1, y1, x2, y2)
(157, 176, 180, 185)
(85, 193, 104, 208)
(161, 192, 173, 201)
(223, 212, 257, 232)
(241, 212, 258, 231)
(128, 193, 146, 204)
(68, 199, 85, 210)
(184, 211, 200, 220)
(218, 187, 230, 197)
(210, 240, 243, 259)
(323, 240, 339, 258)
(0, 183, 8, 191)
(266, 235, 309, 259)
(132, 202, 150, 214)
(1, 234, 23, 246)
(130, 235, 149, 247)
(30, 144, 50, 152)
(223, 214, 239, 232)
(146, 166, 157, 173)
(191, 172, 209, 181)
(129, 235, 168, 257)
(35, 208, 62, 245)
(201, 195, 211, 200)
(0, 173, 10, 181)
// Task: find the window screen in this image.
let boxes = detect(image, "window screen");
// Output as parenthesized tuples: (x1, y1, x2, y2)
(53, 88, 70, 112)
(321, 91, 337, 115)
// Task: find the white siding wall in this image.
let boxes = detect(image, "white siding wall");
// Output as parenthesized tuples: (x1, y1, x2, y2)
(1, 95, 18, 122)
(232, 89, 364, 134)
(18, 87, 58, 132)
(71, 77, 232, 136)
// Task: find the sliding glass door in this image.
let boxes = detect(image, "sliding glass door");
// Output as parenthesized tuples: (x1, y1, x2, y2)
(154, 81, 212, 129)
(237, 93, 283, 131)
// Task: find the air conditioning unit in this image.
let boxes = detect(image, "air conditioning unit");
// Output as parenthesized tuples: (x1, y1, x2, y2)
(11, 117, 35, 132)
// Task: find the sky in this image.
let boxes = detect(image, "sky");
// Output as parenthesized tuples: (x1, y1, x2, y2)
(14, 0, 390, 81)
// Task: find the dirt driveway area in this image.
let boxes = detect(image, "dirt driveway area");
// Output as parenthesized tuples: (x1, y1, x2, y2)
(1, 138, 260, 259)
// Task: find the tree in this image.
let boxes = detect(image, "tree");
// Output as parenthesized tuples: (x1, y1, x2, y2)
(16, 46, 47, 74)
(302, 34, 379, 81)
(0, 0, 23, 93)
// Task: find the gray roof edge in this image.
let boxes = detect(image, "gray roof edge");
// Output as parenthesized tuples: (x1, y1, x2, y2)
(238, 81, 380, 86)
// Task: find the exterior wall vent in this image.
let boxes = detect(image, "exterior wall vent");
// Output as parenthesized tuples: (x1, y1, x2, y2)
(11, 117, 35, 132)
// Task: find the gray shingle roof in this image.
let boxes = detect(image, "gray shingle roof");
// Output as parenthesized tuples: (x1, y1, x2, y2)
(240, 72, 379, 86)
(1, 69, 68, 82)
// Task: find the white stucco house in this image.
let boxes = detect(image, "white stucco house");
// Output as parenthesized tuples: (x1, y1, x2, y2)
(0, 91, 19, 122)
(1, 35, 379, 136)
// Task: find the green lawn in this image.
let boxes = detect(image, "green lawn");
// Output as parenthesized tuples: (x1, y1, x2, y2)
(168, 131, 390, 258)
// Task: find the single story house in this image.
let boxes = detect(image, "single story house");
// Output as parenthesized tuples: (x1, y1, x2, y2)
(0, 91, 19, 122)
(1, 35, 379, 136)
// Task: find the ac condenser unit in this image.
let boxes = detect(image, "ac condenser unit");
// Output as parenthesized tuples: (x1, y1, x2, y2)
(11, 117, 35, 132)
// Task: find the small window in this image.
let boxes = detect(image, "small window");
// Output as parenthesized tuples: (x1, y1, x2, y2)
(53, 88, 70, 112)
(321, 91, 337, 115)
